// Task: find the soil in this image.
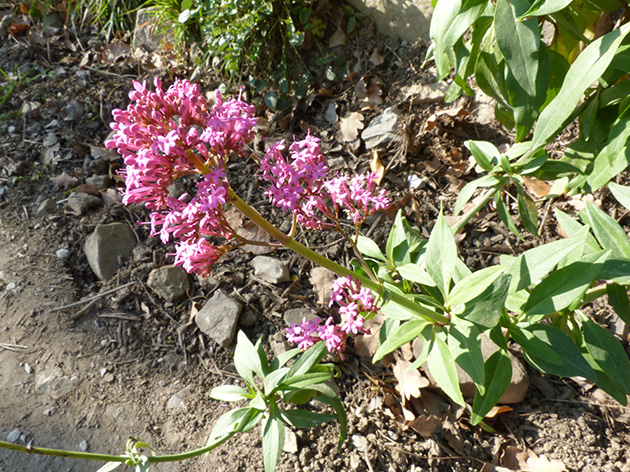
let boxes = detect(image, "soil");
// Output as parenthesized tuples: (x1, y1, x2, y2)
(0, 5, 629, 472)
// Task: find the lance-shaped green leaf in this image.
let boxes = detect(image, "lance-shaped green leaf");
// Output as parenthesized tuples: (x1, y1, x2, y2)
(448, 317, 485, 392)
(518, 324, 595, 381)
(234, 331, 264, 386)
(509, 324, 563, 365)
(554, 209, 601, 255)
(579, 201, 630, 259)
(582, 350, 628, 405)
(427, 330, 465, 406)
(495, 0, 541, 96)
(96, 461, 125, 472)
(281, 409, 338, 429)
(470, 349, 512, 425)
(425, 211, 458, 297)
(386, 211, 426, 265)
(308, 382, 347, 450)
(207, 407, 263, 446)
(286, 341, 328, 378)
(454, 175, 502, 216)
(209, 385, 253, 402)
(517, 186, 539, 236)
(397, 263, 436, 287)
(373, 319, 430, 362)
(609, 182, 630, 211)
(270, 348, 301, 371)
(582, 317, 630, 393)
(532, 23, 630, 150)
(280, 371, 332, 390)
(523, 250, 609, 316)
(599, 258, 630, 284)
(465, 140, 500, 171)
(607, 283, 630, 326)
(519, 0, 573, 18)
(586, 107, 630, 192)
(357, 235, 387, 262)
(458, 274, 510, 329)
(503, 235, 586, 291)
(263, 403, 286, 472)
(495, 193, 523, 240)
(448, 266, 507, 309)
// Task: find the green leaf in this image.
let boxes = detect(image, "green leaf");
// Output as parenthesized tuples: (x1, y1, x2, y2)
(373, 320, 430, 362)
(397, 263, 436, 287)
(517, 187, 539, 236)
(386, 210, 426, 265)
(582, 317, 630, 392)
(509, 324, 563, 365)
(427, 330, 465, 406)
(281, 409, 338, 429)
(448, 317, 485, 391)
(453, 175, 501, 216)
(286, 342, 328, 379)
(600, 258, 630, 284)
(465, 140, 499, 171)
(495, 0, 541, 96)
(448, 266, 506, 308)
(263, 368, 290, 396)
(581, 350, 628, 405)
(307, 382, 346, 449)
(518, 324, 596, 380)
(523, 250, 609, 316)
(459, 273, 511, 329)
(207, 407, 263, 446)
(495, 193, 523, 240)
(263, 403, 286, 472)
(470, 349, 512, 425)
(233, 332, 264, 387)
(270, 348, 301, 371)
(209, 385, 252, 402)
(503, 235, 587, 292)
(519, 0, 572, 18)
(96, 461, 125, 472)
(280, 371, 332, 390)
(532, 23, 630, 150)
(425, 211, 458, 297)
(580, 201, 630, 259)
(554, 209, 601, 255)
(357, 235, 387, 262)
(586, 107, 630, 191)
(408, 325, 435, 371)
(609, 182, 630, 211)
(607, 282, 630, 326)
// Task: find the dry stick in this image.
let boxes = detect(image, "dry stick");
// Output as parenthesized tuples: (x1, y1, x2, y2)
(0, 343, 28, 352)
(51, 281, 137, 313)
(69, 298, 99, 322)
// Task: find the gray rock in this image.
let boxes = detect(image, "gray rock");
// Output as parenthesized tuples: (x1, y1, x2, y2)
(86, 175, 111, 189)
(36, 199, 56, 217)
(284, 307, 319, 327)
(238, 308, 258, 328)
(251, 256, 290, 284)
(84, 223, 138, 281)
(270, 331, 291, 358)
(35, 374, 80, 400)
(416, 334, 529, 404)
(167, 387, 191, 412)
(402, 82, 449, 105)
(132, 245, 153, 262)
(7, 428, 21, 443)
(361, 107, 402, 149)
(471, 89, 497, 125)
(79, 440, 89, 452)
(65, 192, 101, 215)
(351, 434, 369, 453)
(56, 248, 71, 260)
(147, 266, 190, 302)
(283, 429, 298, 454)
(195, 289, 243, 347)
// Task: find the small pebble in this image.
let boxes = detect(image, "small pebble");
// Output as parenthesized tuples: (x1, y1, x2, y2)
(43, 409, 52, 416)
(101, 339, 108, 346)
(8, 126, 15, 133)
(103, 373, 114, 383)
(56, 248, 71, 259)
(7, 429, 21, 443)
(79, 440, 88, 452)
(6, 282, 16, 291)
(24, 363, 31, 374)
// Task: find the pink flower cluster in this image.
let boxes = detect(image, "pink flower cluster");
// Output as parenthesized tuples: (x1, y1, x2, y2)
(105, 79, 257, 276)
(261, 135, 389, 229)
(285, 276, 377, 357)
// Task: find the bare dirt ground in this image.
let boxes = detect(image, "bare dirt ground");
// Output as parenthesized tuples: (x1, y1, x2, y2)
(1, 4, 630, 472)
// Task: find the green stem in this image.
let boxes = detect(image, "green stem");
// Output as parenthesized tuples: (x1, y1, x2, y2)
(582, 283, 607, 305)
(229, 192, 449, 325)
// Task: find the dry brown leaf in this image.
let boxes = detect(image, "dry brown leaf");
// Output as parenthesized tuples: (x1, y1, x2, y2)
(88, 144, 120, 162)
(501, 446, 567, 472)
(237, 222, 275, 255)
(369, 48, 384, 66)
(309, 267, 336, 307)
(392, 353, 430, 401)
(407, 413, 437, 437)
(339, 112, 364, 142)
(485, 405, 513, 418)
(523, 177, 552, 200)
(354, 312, 385, 358)
(370, 149, 385, 185)
(423, 106, 470, 132)
(329, 28, 346, 48)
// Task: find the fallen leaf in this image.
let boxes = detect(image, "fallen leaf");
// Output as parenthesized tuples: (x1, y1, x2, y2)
(407, 413, 437, 437)
(354, 312, 385, 358)
(369, 48, 384, 66)
(392, 353, 430, 401)
(309, 267, 336, 306)
(523, 177, 552, 200)
(501, 446, 567, 472)
(339, 112, 364, 142)
(88, 144, 120, 162)
(52, 173, 80, 190)
(485, 405, 513, 418)
(423, 106, 470, 132)
(329, 28, 346, 48)
(225, 208, 274, 255)
(370, 149, 385, 185)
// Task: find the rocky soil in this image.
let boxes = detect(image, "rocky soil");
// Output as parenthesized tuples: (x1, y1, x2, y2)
(0, 4, 629, 472)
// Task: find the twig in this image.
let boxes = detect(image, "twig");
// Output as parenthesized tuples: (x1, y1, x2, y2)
(98, 313, 142, 321)
(51, 281, 137, 312)
(69, 298, 99, 322)
(0, 343, 28, 351)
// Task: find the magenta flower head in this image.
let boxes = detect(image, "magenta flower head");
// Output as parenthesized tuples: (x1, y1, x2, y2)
(285, 276, 376, 358)
(105, 79, 257, 277)
(260, 134, 390, 230)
